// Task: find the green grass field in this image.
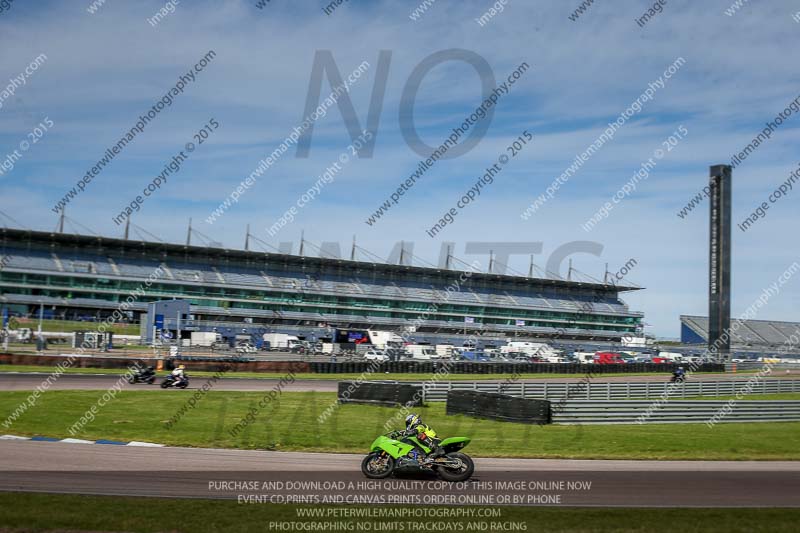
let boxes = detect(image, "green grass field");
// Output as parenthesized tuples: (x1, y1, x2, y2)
(1, 390, 798, 460)
(0, 493, 797, 533)
(0, 363, 768, 381)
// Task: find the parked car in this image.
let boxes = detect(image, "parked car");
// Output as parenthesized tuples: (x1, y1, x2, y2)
(458, 350, 491, 362)
(236, 342, 257, 353)
(364, 349, 389, 361)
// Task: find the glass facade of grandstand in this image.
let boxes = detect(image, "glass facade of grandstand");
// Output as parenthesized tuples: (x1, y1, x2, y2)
(0, 230, 643, 340)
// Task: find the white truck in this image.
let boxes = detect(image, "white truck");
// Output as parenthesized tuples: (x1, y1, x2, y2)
(572, 351, 597, 364)
(502, 341, 561, 359)
(367, 329, 405, 349)
(657, 351, 685, 362)
(262, 333, 300, 350)
(190, 331, 221, 347)
(406, 344, 438, 360)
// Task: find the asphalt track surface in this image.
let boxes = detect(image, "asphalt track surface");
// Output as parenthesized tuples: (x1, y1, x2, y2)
(0, 372, 338, 392)
(0, 440, 798, 507)
(2, 372, 796, 392)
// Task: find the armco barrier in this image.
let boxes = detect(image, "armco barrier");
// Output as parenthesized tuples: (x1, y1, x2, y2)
(446, 390, 551, 424)
(337, 381, 423, 407)
(551, 400, 800, 424)
(415, 379, 800, 402)
(726, 362, 800, 372)
(308, 361, 724, 374)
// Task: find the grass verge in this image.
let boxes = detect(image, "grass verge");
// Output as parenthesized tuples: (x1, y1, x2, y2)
(0, 493, 798, 533)
(1, 390, 798, 460)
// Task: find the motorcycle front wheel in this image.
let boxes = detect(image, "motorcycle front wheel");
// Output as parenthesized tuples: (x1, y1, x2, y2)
(361, 452, 395, 479)
(128, 377, 136, 384)
(160, 381, 170, 389)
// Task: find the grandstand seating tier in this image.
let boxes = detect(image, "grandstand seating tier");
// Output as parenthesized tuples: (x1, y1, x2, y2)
(680, 315, 800, 347)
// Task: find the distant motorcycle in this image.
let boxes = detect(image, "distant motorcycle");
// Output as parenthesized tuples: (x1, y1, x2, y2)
(128, 366, 156, 384)
(670, 373, 686, 383)
(160, 374, 189, 389)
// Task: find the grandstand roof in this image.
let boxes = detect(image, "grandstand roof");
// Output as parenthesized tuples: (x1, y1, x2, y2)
(0, 227, 642, 293)
(681, 315, 800, 347)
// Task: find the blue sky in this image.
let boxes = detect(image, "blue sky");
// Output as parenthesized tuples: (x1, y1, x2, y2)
(1, 0, 799, 338)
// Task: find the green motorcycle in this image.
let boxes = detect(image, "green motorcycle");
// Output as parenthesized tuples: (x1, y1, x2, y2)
(361, 430, 474, 482)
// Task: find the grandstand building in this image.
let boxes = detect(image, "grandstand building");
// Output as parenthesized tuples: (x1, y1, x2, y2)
(0, 228, 644, 344)
(681, 315, 800, 353)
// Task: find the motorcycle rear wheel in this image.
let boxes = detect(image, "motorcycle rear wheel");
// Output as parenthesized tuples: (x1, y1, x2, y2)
(436, 452, 474, 482)
(361, 452, 395, 479)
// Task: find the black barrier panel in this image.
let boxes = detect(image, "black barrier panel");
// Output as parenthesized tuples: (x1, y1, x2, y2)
(446, 390, 551, 424)
(337, 381, 423, 407)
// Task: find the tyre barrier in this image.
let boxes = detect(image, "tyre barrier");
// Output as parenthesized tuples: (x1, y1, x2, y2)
(337, 381, 423, 407)
(445, 390, 551, 424)
(310, 361, 725, 374)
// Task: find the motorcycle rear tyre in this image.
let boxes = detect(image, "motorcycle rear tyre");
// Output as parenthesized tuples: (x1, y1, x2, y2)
(436, 453, 474, 482)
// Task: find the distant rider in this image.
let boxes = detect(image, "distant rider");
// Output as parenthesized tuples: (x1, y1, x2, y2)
(672, 366, 686, 382)
(171, 364, 187, 385)
(401, 414, 442, 461)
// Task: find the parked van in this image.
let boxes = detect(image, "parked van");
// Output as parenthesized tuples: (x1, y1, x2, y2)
(657, 351, 685, 362)
(572, 351, 596, 364)
(406, 344, 437, 360)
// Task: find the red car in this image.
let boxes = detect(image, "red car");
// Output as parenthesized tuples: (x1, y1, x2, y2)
(593, 352, 625, 364)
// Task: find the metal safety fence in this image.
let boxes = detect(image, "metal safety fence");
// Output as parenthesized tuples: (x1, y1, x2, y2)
(550, 400, 800, 424)
(414, 379, 800, 402)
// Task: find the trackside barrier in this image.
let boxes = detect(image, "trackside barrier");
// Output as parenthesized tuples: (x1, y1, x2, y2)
(414, 379, 800, 402)
(726, 362, 800, 372)
(551, 400, 800, 424)
(337, 381, 423, 407)
(445, 390, 551, 424)
(308, 361, 724, 374)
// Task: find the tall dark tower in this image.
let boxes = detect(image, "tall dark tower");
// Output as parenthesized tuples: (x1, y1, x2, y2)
(708, 165, 732, 361)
